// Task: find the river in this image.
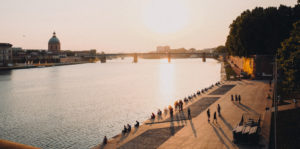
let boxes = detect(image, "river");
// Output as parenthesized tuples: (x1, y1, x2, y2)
(0, 58, 221, 148)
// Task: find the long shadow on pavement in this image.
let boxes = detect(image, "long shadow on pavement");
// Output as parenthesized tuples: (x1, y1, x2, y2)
(132, 127, 139, 135)
(170, 117, 175, 135)
(233, 102, 248, 112)
(179, 111, 187, 125)
(215, 124, 234, 146)
(146, 97, 219, 125)
(189, 119, 197, 137)
(164, 97, 220, 122)
(239, 103, 258, 114)
(119, 132, 130, 142)
(220, 116, 233, 130)
(118, 122, 184, 149)
(209, 123, 230, 149)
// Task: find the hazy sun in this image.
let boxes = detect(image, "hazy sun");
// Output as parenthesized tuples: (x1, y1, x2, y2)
(143, 0, 189, 34)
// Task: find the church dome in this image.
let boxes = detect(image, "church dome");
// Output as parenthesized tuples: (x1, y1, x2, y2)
(48, 32, 60, 44)
(48, 32, 61, 52)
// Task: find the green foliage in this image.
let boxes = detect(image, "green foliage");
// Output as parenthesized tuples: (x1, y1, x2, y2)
(214, 45, 227, 54)
(277, 21, 300, 96)
(226, 5, 300, 57)
(224, 62, 237, 80)
(189, 48, 196, 52)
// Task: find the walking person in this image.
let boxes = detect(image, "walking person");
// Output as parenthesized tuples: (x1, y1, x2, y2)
(235, 94, 238, 101)
(213, 112, 217, 123)
(188, 107, 191, 119)
(238, 95, 241, 103)
(231, 94, 234, 101)
(217, 104, 221, 116)
(207, 108, 210, 122)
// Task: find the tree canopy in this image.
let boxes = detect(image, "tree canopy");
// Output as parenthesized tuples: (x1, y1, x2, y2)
(214, 45, 227, 54)
(277, 21, 300, 96)
(225, 4, 300, 57)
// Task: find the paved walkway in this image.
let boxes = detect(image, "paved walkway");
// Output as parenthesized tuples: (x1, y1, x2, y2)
(93, 80, 272, 149)
(0, 139, 39, 149)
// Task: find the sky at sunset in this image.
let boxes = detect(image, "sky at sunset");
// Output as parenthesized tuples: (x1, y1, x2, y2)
(0, 0, 297, 52)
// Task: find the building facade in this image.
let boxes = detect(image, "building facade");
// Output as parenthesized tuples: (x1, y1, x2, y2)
(48, 32, 61, 53)
(156, 46, 170, 53)
(0, 43, 13, 66)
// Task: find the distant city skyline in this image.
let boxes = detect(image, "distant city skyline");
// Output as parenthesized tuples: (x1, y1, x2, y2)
(0, 0, 297, 52)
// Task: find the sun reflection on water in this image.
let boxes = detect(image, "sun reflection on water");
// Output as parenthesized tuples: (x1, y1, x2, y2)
(159, 59, 175, 105)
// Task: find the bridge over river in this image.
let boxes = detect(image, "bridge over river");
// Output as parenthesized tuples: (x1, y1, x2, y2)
(96, 52, 219, 63)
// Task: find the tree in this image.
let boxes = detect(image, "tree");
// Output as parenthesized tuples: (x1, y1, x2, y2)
(189, 48, 196, 52)
(277, 21, 300, 96)
(225, 5, 300, 57)
(214, 45, 227, 54)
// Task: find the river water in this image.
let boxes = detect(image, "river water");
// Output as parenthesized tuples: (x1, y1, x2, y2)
(0, 58, 221, 148)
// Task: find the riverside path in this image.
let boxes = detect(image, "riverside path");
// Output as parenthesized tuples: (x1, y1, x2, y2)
(93, 80, 272, 149)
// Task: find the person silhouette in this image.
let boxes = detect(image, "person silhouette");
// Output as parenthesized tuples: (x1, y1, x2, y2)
(217, 104, 221, 116)
(213, 112, 217, 123)
(207, 109, 210, 122)
(103, 136, 107, 145)
(135, 121, 139, 128)
(188, 108, 191, 119)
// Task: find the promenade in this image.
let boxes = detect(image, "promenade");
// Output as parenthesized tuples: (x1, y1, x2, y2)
(0, 139, 39, 149)
(0, 62, 90, 71)
(94, 80, 272, 149)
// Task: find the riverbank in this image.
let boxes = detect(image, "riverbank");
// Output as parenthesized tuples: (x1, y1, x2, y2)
(92, 82, 226, 149)
(93, 80, 272, 149)
(0, 139, 39, 149)
(0, 62, 90, 71)
(0, 59, 223, 148)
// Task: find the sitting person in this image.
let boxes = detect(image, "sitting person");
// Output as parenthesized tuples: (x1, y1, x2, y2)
(168, 105, 173, 115)
(135, 120, 139, 128)
(174, 101, 179, 110)
(127, 124, 131, 132)
(184, 98, 188, 103)
(157, 109, 162, 116)
(103, 136, 107, 145)
(179, 100, 183, 111)
(122, 125, 127, 134)
(151, 113, 155, 119)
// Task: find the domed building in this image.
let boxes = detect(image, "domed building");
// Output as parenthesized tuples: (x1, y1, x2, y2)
(48, 32, 61, 52)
